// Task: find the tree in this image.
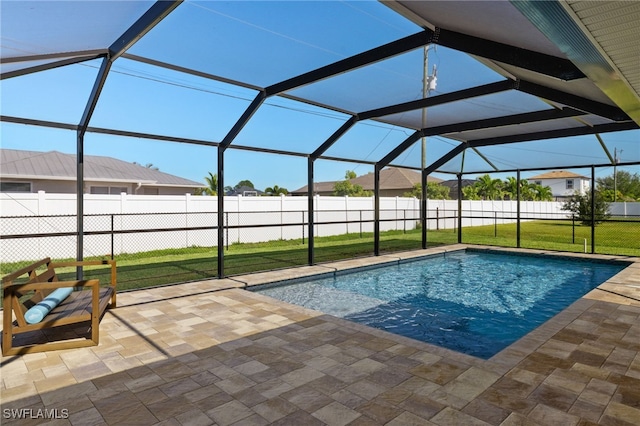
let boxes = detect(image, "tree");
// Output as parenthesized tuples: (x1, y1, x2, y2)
(333, 170, 372, 197)
(531, 183, 553, 201)
(596, 170, 640, 201)
(502, 177, 519, 200)
(462, 185, 481, 200)
(502, 177, 552, 201)
(194, 172, 217, 195)
(519, 179, 535, 201)
(561, 191, 610, 226)
(264, 185, 288, 196)
(475, 174, 503, 200)
(403, 182, 450, 199)
(234, 180, 255, 190)
(599, 189, 625, 202)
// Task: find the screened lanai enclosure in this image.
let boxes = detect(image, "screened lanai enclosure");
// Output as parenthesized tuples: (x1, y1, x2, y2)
(1, 1, 639, 288)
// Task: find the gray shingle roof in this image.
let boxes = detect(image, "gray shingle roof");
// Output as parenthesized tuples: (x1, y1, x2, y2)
(0, 149, 203, 187)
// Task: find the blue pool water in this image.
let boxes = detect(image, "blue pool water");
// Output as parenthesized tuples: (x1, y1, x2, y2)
(252, 250, 627, 358)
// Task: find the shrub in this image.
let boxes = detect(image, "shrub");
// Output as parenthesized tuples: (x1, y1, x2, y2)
(561, 191, 610, 225)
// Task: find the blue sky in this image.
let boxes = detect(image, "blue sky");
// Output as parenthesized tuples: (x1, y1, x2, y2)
(1, 0, 638, 192)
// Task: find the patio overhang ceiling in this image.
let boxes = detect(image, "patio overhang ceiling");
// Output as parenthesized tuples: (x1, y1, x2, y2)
(1, 0, 638, 175)
(386, 0, 640, 126)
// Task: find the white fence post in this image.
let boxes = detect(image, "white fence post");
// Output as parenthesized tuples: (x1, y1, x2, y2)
(185, 193, 191, 247)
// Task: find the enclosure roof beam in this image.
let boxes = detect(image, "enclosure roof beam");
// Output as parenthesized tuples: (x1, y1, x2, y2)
(423, 120, 638, 182)
(359, 80, 516, 120)
(219, 91, 267, 150)
(1, 115, 77, 131)
(108, 0, 182, 61)
(423, 143, 467, 175)
(422, 107, 586, 137)
(265, 30, 432, 95)
(78, 58, 111, 134)
(311, 116, 358, 160)
(1, 53, 107, 80)
(310, 80, 516, 161)
(373, 81, 518, 169)
(516, 80, 631, 121)
(455, 160, 639, 177)
(222, 31, 433, 150)
(378, 130, 424, 169)
(122, 53, 264, 91)
(468, 120, 639, 147)
(1, 49, 108, 64)
(431, 27, 584, 81)
(471, 147, 498, 171)
(322, 80, 533, 166)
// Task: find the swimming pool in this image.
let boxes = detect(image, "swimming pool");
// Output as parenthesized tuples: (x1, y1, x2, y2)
(252, 250, 628, 358)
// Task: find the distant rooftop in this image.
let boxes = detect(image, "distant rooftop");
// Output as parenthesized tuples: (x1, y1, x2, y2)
(529, 170, 589, 180)
(0, 149, 203, 187)
(292, 167, 441, 194)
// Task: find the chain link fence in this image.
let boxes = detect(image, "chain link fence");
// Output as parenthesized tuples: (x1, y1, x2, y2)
(2, 204, 638, 289)
(458, 209, 639, 256)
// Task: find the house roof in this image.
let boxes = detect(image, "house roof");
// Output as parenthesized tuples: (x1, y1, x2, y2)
(352, 167, 442, 191)
(292, 167, 442, 194)
(292, 181, 338, 195)
(0, 149, 204, 188)
(529, 170, 589, 180)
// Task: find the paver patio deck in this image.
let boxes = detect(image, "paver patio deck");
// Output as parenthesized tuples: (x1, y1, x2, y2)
(2, 245, 639, 425)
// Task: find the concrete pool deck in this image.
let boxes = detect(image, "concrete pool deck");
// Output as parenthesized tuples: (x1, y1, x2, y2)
(2, 245, 639, 425)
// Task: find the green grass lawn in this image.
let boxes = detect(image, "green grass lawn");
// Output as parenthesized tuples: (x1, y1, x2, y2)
(454, 219, 640, 256)
(3, 219, 637, 293)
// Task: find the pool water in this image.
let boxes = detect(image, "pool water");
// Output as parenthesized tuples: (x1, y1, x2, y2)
(252, 250, 627, 358)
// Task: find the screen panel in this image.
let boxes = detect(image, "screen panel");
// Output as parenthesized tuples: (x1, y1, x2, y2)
(0, 1, 153, 59)
(232, 97, 350, 154)
(91, 59, 257, 141)
(129, 0, 420, 88)
(323, 120, 415, 163)
(1, 59, 103, 124)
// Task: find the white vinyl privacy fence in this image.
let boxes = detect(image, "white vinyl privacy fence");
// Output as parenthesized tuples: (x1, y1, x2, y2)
(4, 191, 632, 262)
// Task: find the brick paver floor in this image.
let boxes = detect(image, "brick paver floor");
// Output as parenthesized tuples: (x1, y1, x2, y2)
(2, 246, 639, 425)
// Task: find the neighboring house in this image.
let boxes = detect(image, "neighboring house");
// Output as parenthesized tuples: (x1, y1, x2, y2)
(226, 186, 263, 196)
(528, 170, 590, 200)
(291, 167, 442, 197)
(0, 149, 204, 195)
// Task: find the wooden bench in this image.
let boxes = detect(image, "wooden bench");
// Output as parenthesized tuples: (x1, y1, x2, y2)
(2, 258, 116, 356)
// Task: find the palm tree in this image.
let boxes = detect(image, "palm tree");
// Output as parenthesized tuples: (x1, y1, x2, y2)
(476, 174, 503, 200)
(264, 185, 288, 196)
(195, 172, 217, 195)
(519, 179, 536, 200)
(462, 185, 481, 200)
(503, 177, 518, 200)
(532, 184, 553, 201)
